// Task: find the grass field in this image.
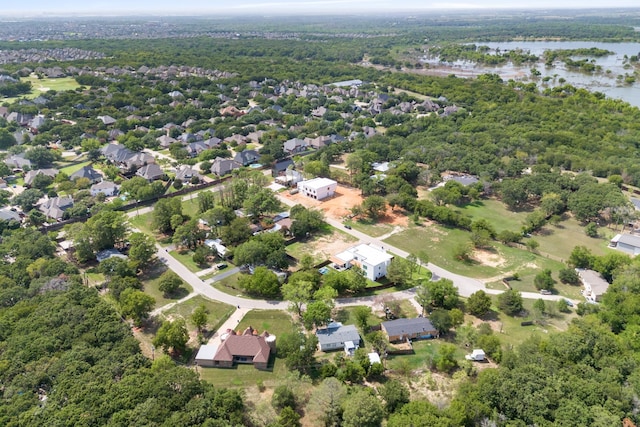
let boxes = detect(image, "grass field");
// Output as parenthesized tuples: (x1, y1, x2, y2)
(533, 217, 614, 260)
(162, 295, 234, 332)
(457, 199, 528, 232)
(343, 218, 395, 238)
(170, 249, 208, 273)
(140, 262, 193, 308)
(3, 76, 81, 103)
(198, 310, 297, 388)
(58, 161, 91, 176)
(128, 212, 155, 236)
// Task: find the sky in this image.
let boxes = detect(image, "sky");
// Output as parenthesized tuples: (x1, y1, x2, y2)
(3, 1, 640, 16)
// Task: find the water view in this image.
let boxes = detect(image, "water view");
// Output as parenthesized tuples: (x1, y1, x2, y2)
(422, 41, 640, 107)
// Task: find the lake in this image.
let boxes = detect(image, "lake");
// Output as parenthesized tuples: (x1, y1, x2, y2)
(421, 41, 640, 107)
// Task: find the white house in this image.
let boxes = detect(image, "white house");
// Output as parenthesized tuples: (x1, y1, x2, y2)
(332, 243, 393, 281)
(610, 233, 640, 256)
(90, 181, 119, 197)
(297, 177, 337, 200)
(578, 268, 609, 303)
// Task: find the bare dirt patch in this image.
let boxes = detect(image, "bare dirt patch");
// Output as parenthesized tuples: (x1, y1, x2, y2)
(471, 249, 506, 268)
(282, 185, 363, 220)
(293, 231, 356, 262)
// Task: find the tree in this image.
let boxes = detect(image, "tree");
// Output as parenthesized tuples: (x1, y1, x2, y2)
(25, 146, 58, 167)
(534, 269, 555, 291)
(272, 385, 296, 410)
(453, 242, 473, 261)
(533, 298, 547, 316)
(386, 257, 412, 286)
(191, 304, 208, 332)
(158, 271, 184, 296)
(303, 300, 332, 329)
(242, 187, 280, 218)
(341, 389, 384, 427)
(85, 210, 129, 252)
(361, 195, 387, 219)
(197, 191, 216, 213)
(307, 377, 346, 427)
(220, 217, 252, 246)
(238, 267, 280, 297)
(278, 333, 318, 374)
(281, 280, 313, 316)
(568, 245, 595, 269)
(426, 278, 460, 310)
(192, 245, 209, 266)
(153, 197, 183, 234)
(430, 308, 453, 335)
(559, 267, 580, 285)
(346, 266, 368, 293)
(498, 289, 523, 316)
(128, 232, 156, 268)
(13, 188, 44, 211)
(467, 290, 492, 317)
(434, 343, 458, 372)
(380, 379, 410, 413)
(31, 173, 53, 190)
(353, 306, 372, 331)
(173, 219, 204, 250)
(585, 222, 598, 237)
(120, 288, 155, 326)
(277, 406, 301, 427)
(0, 128, 16, 149)
(153, 318, 189, 354)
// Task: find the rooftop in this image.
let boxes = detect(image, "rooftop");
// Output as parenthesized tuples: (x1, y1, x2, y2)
(299, 177, 337, 190)
(382, 317, 437, 337)
(316, 322, 360, 347)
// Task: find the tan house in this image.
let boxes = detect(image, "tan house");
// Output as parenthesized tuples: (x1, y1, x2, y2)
(198, 327, 275, 370)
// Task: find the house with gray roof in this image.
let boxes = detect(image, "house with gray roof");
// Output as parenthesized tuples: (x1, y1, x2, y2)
(211, 157, 241, 176)
(577, 268, 610, 303)
(70, 165, 102, 183)
(4, 153, 31, 170)
(175, 165, 200, 182)
(316, 322, 361, 353)
(0, 208, 21, 222)
(38, 196, 73, 221)
(91, 180, 119, 197)
(24, 168, 59, 186)
(136, 163, 164, 182)
(234, 149, 261, 166)
(610, 233, 640, 256)
(381, 317, 438, 343)
(283, 138, 308, 155)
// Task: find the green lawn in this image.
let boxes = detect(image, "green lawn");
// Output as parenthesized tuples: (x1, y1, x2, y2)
(170, 249, 208, 273)
(128, 212, 155, 236)
(385, 224, 558, 279)
(162, 295, 234, 332)
(3, 76, 80, 103)
(334, 306, 384, 328)
(533, 217, 614, 260)
(457, 198, 528, 233)
(198, 310, 297, 388)
(211, 272, 244, 295)
(140, 262, 193, 308)
(59, 161, 91, 176)
(344, 218, 395, 238)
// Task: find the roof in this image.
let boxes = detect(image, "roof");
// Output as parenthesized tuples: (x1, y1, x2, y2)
(335, 244, 393, 267)
(136, 163, 164, 180)
(96, 248, 128, 263)
(579, 269, 610, 296)
(299, 177, 337, 190)
(316, 322, 360, 347)
(195, 344, 219, 361)
(91, 180, 118, 190)
(0, 208, 20, 222)
(631, 198, 640, 211)
(70, 165, 102, 182)
(368, 352, 381, 365)
(330, 79, 363, 87)
(618, 233, 640, 248)
(213, 334, 271, 364)
(382, 317, 437, 337)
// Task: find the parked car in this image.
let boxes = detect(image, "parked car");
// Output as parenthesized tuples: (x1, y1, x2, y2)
(564, 299, 574, 307)
(344, 224, 352, 229)
(216, 263, 228, 270)
(539, 289, 552, 295)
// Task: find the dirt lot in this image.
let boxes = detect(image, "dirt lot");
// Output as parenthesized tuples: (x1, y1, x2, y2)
(282, 184, 408, 227)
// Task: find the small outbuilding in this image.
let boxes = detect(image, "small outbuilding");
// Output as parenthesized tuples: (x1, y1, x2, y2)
(465, 349, 486, 361)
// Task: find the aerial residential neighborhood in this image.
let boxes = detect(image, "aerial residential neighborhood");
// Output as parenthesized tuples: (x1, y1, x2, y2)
(2, 7, 640, 427)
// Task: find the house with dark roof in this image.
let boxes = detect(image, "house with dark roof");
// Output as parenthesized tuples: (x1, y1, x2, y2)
(136, 163, 164, 182)
(205, 327, 274, 370)
(316, 322, 361, 353)
(70, 165, 102, 183)
(381, 317, 438, 343)
(211, 157, 241, 176)
(233, 149, 260, 167)
(38, 196, 73, 221)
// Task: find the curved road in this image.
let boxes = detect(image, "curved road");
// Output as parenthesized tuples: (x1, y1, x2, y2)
(149, 192, 574, 322)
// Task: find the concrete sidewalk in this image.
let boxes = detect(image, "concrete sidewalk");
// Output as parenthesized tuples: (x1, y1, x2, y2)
(207, 307, 251, 347)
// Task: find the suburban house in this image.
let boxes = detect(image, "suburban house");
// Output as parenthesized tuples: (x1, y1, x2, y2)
(610, 233, 640, 256)
(90, 180, 119, 197)
(272, 158, 294, 177)
(4, 153, 31, 170)
(234, 149, 261, 167)
(211, 157, 241, 176)
(0, 208, 21, 223)
(156, 135, 177, 148)
(204, 238, 227, 257)
(297, 177, 337, 200)
(97, 115, 116, 126)
(38, 196, 74, 221)
(198, 327, 275, 370)
(316, 322, 361, 354)
(174, 165, 200, 182)
(381, 317, 439, 343)
(136, 163, 165, 182)
(578, 268, 610, 303)
(70, 165, 102, 183)
(24, 168, 59, 187)
(283, 138, 308, 154)
(101, 143, 155, 170)
(332, 244, 393, 281)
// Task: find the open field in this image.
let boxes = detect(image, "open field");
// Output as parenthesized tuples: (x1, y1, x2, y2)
(140, 261, 193, 308)
(162, 295, 234, 332)
(385, 223, 561, 279)
(286, 227, 357, 265)
(3, 76, 81, 103)
(457, 198, 528, 233)
(128, 212, 154, 235)
(198, 310, 296, 388)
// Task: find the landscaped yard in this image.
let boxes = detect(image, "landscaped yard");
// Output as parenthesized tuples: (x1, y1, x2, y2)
(140, 261, 193, 308)
(198, 310, 297, 388)
(162, 295, 235, 332)
(58, 160, 92, 176)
